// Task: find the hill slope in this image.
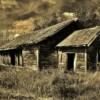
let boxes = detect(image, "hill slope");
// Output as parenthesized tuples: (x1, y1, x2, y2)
(0, 0, 100, 42)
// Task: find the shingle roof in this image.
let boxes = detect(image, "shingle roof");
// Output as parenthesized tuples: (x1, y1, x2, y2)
(57, 26, 100, 48)
(0, 18, 77, 51)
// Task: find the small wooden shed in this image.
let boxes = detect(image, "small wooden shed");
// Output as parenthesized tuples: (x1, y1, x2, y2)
(0, 19, 79, 70)
(57, 26, 100, 72)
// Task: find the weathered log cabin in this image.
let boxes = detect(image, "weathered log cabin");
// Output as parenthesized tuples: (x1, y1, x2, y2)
(57, 26, 100, 72)
(0, 19, 79, 70)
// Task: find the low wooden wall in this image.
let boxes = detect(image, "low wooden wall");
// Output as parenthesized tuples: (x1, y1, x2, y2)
(58, 51, 88, 72)
(22, 48, 39, 70)
(39, 47, 58, 69)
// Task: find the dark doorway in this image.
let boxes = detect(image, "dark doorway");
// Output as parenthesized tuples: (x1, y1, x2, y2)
(10, 53, 15, 65)
(67, 53, 75, 70)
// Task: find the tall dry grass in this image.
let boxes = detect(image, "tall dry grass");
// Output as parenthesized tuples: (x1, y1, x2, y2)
(0, 66, 100, 100)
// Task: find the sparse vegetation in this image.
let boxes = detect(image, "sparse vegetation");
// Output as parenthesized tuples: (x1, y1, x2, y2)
(0, 0, 100, 41)
(0, 66, 100, 100)
(0, 0, 100, 100)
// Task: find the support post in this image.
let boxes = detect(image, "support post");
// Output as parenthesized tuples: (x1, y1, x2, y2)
(96, 53, 98, 65)
(36, 49, 39, 70)
(18, 54, 23, 66)
(1, 55, 3, 64)
(22, 51, 24, 67)
(58, 51, 61, 70)
(2, 56, 4, 64)
(15, 55, 18, 66)
(74, 53, 77, 72)
(8, 55, 11, 65)
(0, 55, 1, 64)
(85, 50, 88, 72)
(5, 55, 6, 64)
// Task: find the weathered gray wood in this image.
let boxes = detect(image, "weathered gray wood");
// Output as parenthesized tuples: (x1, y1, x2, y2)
(58, 47, 86, 53)
(15, 55, 18, 66)
(7, 55, 11, 65)
(0, 55, 1, 63)
(36, 49, 39, 70)
(85, 52, 87, 72)
(58, 51, 67, 71)
(96, 53, 98, 64)
(1, 55, 3, 64)
(18, 54, 23, 66)
(4, 55, 7, 64)
(74, 53, 77, 72)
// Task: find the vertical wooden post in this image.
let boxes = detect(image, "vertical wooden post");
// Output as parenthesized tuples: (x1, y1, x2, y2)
(15, 54, 18, 66)
(1, 55, 3, 64)
(3, 55, 4, 64)
(57, 50, 59, 68)
(74, 53, 77, 72)
(2, 55, 4, 64)
(19, 55, 23, 66)
(4, 55, 6, 64)
(18, 54, 23, 66)
(6, 55, 8, 65)
(1, 55, 2, 64)
(36, 49, 39, 70)
(96, 53, 98, 65)
(58, 51, 62, 69)
(22, 51, 24, 67)
(18, 54, 20, 66)
(8, 55, 10, 65)
(0, 55, 1, 64)
(85, 50, 87, 72)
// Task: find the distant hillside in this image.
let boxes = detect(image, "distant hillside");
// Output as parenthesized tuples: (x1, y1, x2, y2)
(0, 0, 100, 43)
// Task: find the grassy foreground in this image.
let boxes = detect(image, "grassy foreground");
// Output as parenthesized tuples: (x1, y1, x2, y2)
(0, 66, 100, 100)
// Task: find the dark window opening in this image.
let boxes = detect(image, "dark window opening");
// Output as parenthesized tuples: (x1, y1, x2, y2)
(67, 53, 75, 70)
(10, 54, 15, 65)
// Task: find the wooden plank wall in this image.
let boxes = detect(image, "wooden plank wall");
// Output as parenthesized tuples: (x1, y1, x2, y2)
(22, 48, 39, 70)
(39, 47, 58, 69)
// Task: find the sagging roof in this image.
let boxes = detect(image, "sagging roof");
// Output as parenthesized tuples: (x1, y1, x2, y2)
(57, 26, 100, 48)
(0, 18, 77, 51)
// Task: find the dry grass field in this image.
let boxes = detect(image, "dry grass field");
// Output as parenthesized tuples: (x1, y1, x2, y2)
(0, 66, 100, 100)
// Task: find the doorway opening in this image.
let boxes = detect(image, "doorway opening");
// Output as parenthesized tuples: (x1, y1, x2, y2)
(67, 53, 75, 70)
